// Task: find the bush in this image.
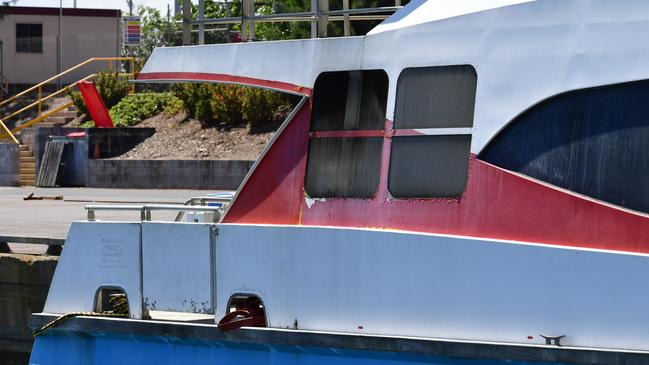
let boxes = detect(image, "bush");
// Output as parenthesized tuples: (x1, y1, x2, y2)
(172, 83, 218, 127)
(171, 83, 294, 129)
(109, 92, 182, 127)
(211, 84, 245, 126)
(242, 88, 291, 128)
(67, 71, 130, 119)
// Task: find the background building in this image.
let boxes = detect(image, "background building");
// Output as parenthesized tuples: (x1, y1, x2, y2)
(0, 6, 121, 91)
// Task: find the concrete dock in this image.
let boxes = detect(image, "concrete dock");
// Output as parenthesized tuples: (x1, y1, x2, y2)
(0, 186, 216, 363)
(0, 187, 215, 252)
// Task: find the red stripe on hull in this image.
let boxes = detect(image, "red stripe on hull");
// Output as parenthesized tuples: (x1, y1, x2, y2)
(224, 105, 649, 253)
(137, 72, 312, 96)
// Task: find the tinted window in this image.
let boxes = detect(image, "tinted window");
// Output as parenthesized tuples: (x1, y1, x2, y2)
(305, 70, 388, 199)
(311, 70, 388, 131)
(394, 65, 477, 129)
(389, 65, 476, 199)
(305, 138, 383, 198)
(389, 135, 472, 198)
(16, 24, 43, 53)
(480, 80, 649, 214)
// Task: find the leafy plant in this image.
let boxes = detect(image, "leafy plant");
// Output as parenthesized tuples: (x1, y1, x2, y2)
(109, 92, 182, 127)
(211, 84, 245, 126)
(242, 87, 291, 128)
(67, 71, 129, 119)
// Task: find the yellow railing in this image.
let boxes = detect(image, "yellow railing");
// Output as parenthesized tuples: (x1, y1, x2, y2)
(0, 57, 136, 144)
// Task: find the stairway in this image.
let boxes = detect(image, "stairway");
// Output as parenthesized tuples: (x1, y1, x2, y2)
(40, 105, 78, 127)
(19, 144, 36, 186)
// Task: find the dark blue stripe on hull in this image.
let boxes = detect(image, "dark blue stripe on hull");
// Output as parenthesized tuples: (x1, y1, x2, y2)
(30, 334, 572, 365)
(480, 79, 649, 214)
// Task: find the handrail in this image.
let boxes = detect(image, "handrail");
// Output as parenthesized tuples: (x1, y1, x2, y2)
(0, 57, 136, 143)
(0, 118, 19, 144)
(0, 57, 135, 109)
(86, 204, 222, 223)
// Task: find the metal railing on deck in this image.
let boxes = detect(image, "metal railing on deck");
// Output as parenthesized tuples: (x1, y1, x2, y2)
(86, 204, 224, 223)
(184, 0, 404, 43)
(0, 57, 136, 144)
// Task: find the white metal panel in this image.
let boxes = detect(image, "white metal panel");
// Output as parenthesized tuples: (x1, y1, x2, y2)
(362, 0, 649, 152)
(140, 37, 365, 91)
(368, 0, 535, 35)
(216, 224, 649, 351)
(44, 222, 143, 318)
(142, 222, 216, 314)
(141, 0, 649, 155)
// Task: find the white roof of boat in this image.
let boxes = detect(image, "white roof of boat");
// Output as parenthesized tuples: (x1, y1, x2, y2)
(369, 0, 535, 34)
(140, 0, 649, 153)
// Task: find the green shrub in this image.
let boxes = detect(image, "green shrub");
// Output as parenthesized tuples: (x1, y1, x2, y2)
(67, 71, 130, 119)
(80, 120, 95, 128)
(242, 88, 291, 128)
(171, 83, 295, 129)
(68, 89, 88, 116)
(211, 84, 245, 126)
(109, 92, 181, 127)
(163, 95, 184, 117)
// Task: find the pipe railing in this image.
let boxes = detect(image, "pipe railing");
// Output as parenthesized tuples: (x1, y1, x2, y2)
(86, 204, 223, 223)
(183, 3, 403, 41)
(0, 57, 136, 144)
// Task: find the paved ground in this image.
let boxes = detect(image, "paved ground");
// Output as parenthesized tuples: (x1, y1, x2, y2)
(0, 187, 220, 253)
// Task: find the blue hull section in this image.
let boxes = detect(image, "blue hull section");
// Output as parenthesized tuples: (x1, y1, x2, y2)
(30, 333, 571, 365)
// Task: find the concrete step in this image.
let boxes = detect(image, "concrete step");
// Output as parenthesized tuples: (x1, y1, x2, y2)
(20, 156, 35, 163)
(19, 151, 32, 157)
(20, 162, 35, 169)
(20, 180, 36, 186)
(54, 111, 78, 119)
(19, 167, 35, 174)
(19, 173, 35, 180)
(44, 116, 74, 124)
(19, 144, 30, 152)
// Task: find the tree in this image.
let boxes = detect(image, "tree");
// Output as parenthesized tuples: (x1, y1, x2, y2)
(128, 6, 182, 60)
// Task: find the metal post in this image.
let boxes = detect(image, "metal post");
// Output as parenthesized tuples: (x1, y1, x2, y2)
(198, 0, 205, 45)
(182, 0, 192, 45)
(242, 0, 255, 41)
(248, 0, 255, 41)
(310, 0, 317, 38)
(58, 0, 63, 90)
(343, 0, 350, 36)
(317, 0, 328, 38)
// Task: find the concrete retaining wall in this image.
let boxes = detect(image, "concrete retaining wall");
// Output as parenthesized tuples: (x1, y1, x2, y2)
(87, 159, 254, 190)
(0, 144, 19, 187)
(33, 127, 155, 174)
(0, 254, 57, 364)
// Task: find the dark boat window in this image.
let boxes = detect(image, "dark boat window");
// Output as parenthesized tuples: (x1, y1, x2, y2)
(389, 135, 472, 198)
(394, 65, 477, 129)
(305, 70, 388, 198)
(305, 138, 383, 198)
(388, 65, 477, 199)
(480, 80, 649, 214)
(311, 70, 388, 131)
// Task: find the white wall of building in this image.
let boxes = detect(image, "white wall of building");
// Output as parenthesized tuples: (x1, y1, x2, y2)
(0, 9, 120, 86)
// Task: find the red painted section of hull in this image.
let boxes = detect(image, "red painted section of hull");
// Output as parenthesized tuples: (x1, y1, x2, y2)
(222, 103, 312, 224)
(137, 72, 312, 96)
(301, 156, 649, 252)
(223, 108, 649, 253)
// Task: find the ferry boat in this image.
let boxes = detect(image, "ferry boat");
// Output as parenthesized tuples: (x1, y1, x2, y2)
(29, 0, 649, 364)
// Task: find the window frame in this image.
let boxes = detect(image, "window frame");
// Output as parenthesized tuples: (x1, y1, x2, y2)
(387, 65, 477, 199)
(16, 23, 43, 54)
(304, 69, 389, 199)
